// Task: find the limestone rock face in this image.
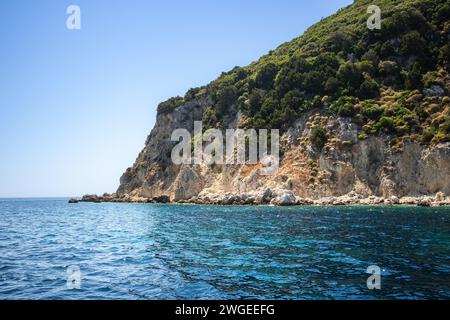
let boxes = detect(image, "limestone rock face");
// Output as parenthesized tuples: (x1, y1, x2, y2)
(114, 95, 450, 204)
(171, 165, 203, 201)
(419, 143, 450, 195)
(116, 97, 212, 198)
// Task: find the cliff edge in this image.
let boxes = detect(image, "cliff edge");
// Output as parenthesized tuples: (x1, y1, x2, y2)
(87, 0, 450, 205)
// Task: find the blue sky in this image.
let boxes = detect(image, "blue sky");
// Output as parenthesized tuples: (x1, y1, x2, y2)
(0, 0, 352, 197)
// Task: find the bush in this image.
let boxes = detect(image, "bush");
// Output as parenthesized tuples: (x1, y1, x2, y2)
(378, 60, 401, 86)
(361, 50, 379, 66)
(281, 90, 304, 112)
(440, 121, 450, 134)
(358, 77, 379, 99)
(324, 77, 341, 94)
(260, 94, 279, 118)
(203, 106, 218, 129)
(403, 63, 423, 89)
(184, 87, 201, 100)
(380, 42, 395, 58)
(421, 128, 434, 144)
(215, 85, 238, 115)
(432, 132, 450, 144)
(378, 60, 398, 74)
(233, 67, 248, 81)
(254, 63, 278, 89)
(422, 71, 444, 88)
(358, 133, 368, 140)
(310, 126, 328, 150)
(326, 31, 352, 53)
(337, 103, 356, 117)
(302, 70, 325, 92)
(337, 61, 363, 91)
(438, 44, 450, 71)
(272, 106, 297, 129)
(355, 60, 375, 75)
(400, 31, 426, 56)
(246, 88, 265, 114)
(374, 116, 396, 134)
(362, 104, 384, 121)
(330, 96, 358, 117)
(383, 8, 428, 36)
(157, 96, 184, 114)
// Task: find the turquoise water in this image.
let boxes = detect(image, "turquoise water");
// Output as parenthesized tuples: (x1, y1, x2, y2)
(0, 199, 449, 300)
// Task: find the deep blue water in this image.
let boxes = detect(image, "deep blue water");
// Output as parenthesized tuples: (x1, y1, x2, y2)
(0, 199, 449, 300)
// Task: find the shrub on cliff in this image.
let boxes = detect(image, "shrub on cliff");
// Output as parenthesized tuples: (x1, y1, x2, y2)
(214, 84, 238, 116)
(157, 96, 184, 114)
(203, 106, 219, 129)
(310, 126, 328, 150)
(374, 116, 396, 134)
(362, 103, 384, 121)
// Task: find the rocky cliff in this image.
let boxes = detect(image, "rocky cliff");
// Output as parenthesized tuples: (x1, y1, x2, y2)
(103, 0, 450, 205)
(114, 94, 450, 204)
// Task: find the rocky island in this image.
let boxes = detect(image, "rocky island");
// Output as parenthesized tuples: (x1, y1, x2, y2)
(83, 0, 450, 206)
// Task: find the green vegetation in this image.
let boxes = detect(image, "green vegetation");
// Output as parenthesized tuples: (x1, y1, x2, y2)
(157, 96, 185, 114)
(202, 106, 219, 128)
(160, 0, 450, 146)
(310, 126, 328, 150)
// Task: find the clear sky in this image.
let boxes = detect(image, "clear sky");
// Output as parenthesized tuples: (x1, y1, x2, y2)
(0, 0, 352, 198)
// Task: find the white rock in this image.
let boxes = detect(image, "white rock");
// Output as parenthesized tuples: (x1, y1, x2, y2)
(270, 189, 297, 206)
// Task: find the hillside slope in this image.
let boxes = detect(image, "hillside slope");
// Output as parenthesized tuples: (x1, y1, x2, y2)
(99, 0, 450, 205)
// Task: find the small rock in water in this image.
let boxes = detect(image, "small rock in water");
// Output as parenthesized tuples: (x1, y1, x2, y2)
(68, 198, 79, 204)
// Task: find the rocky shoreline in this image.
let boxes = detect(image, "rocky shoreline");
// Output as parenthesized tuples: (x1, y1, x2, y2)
(77, 189, 450, 207)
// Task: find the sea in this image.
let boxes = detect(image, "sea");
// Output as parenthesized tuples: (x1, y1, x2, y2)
(0, 198, 449, 299)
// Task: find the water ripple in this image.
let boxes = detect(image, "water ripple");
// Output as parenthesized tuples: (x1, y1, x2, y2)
(0, 199, 449, 299)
